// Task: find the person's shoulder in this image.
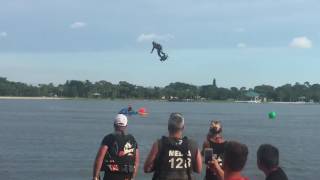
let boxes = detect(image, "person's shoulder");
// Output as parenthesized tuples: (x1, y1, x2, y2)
(157, 136, 167, 143)
(126, 133, 136, 138)
(101, 133, 115, 146)
(155, 137, 164, 146)
(103, 133, 114, 140)
(124, 134, 138, 148)
(279, 167, 288, 180)
(185, 137, 198, 149)
(274, 168, 288, 180)
(126, 133, 138, 141)
(157, 137, 162, 143)
(278, 167, 288, 176)
(186, 137, 197, 144)
(152, 137, 165, 150)
(267, 167, 288, 180)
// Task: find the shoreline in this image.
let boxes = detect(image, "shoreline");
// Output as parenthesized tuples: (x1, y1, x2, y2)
(0, 96, 160, 101)
(0, 96, 70, 100)
(0, 96, 318, 105)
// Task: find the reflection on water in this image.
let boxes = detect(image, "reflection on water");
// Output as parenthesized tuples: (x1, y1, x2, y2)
(0, 99, 319, 180)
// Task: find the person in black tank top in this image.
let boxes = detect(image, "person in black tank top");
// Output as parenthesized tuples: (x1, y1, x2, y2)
(202, 120, 225, 180)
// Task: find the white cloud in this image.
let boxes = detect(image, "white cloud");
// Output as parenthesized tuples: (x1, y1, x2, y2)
(289, 36, 312, 49)
(0, 32, 8, 38)
(237, 43, 247, 48)
(69, 22, 87, 29)
(137, 33, 174, 43)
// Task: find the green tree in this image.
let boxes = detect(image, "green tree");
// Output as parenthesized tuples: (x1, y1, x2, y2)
(164, 82, 198, 99)
(254, 85, 276, 101)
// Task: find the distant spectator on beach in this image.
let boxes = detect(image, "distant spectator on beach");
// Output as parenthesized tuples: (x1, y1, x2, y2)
(209, 141, 249, 180)
(257, 144, 288, 180)
(144, 112, 202, 180)
(202, 120, 226, 180)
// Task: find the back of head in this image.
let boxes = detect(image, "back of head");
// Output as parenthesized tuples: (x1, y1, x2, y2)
(257, 144, 279, 170)
(224, 141, 248, 172)
(209, 120, 222, 135)
(168, 112, 184, 134)
(114, 114, 128, 132)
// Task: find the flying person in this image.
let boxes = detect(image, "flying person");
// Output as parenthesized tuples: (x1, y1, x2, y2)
(151, 41, 165, 57)
(151, 41, 168, 61)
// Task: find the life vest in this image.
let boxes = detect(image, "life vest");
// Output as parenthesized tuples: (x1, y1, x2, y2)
(101, 133, 136, 175)
(153, 136, 193, 180)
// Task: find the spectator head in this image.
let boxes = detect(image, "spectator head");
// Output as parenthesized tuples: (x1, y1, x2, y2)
(209, 120, 222, 135)
(114, 114, 128, 131)
(223, 141, 249, 172)
(257, 144, 279, 171)
(168, 112, 184, 134)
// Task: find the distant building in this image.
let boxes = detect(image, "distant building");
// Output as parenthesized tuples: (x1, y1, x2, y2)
(298, 96, 306, 102)
(213, 78, 217, 87)
(245, 91, 261, 102)
(92, 93, 101, 98)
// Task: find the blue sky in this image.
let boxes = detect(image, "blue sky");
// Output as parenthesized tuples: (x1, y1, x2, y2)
(0, 0, 319, 87)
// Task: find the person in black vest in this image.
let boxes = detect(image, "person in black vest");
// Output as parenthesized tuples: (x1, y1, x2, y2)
(202, 120, 226, 180)
(151, 41, 168, 61)
(144, 112, 202, 180)
(92, 114, 140, 180)
(151, 41, 165, 57)
(257, 144, 288, 180)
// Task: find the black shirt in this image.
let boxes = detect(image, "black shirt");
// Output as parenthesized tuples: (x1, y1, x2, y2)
(101, 133, 138, 180)
(101, 133, 138, 149)
(266, 167, 288, 180)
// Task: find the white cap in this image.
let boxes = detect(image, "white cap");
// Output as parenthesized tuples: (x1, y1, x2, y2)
(114, 114, 128, 127)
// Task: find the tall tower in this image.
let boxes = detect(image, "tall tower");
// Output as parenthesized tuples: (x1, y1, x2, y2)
(213, 78, 217, 87)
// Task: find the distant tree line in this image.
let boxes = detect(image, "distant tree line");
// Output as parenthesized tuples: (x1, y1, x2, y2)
(0, 77, 319, 102)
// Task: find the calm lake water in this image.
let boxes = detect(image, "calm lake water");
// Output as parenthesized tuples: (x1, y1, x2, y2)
(0, 99, 319, 180)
